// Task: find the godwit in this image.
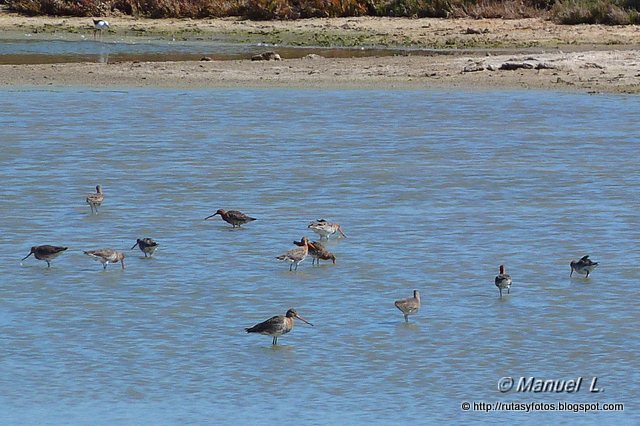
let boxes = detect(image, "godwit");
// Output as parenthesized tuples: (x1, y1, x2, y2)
(570, 255, 598, 278)
(308, 219, 347, 240)
(84, 249, 125, 270)
(276, 236, 309, 271)
(495, 265, 512, 298)
(293, 239, 336, 265)
(93, 19, 109, 39)
(86, 185, 104, 214)
(245, 308, 313, 345)
(394, 290, 421, 323)
(130, 238, 159, 257)
(21, 245, 68, 268)
(204, 209, 256, 228)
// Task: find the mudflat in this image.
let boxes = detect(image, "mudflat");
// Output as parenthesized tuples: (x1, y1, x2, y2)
(1, 13, 639, 92)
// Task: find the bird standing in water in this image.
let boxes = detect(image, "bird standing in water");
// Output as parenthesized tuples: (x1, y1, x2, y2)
(84, 249, 125, 270)
(495, 265, 512, 298)
(22, 245, 68, 268)
(93, 19, 110, 39)
(293, 239, 336, 265)
(570, 255, 598, 278)
(245, 308, 313, 345)
(394, 290, 421, 323)
(205, 209, 256, 228)
(131, 238, 159, 257)
(86, 185, 104, 214)
(308, 219, 347, 240)
(276, 237, 310, 271)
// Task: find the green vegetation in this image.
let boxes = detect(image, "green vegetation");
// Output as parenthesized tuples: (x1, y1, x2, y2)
(5, 0, 640, 23)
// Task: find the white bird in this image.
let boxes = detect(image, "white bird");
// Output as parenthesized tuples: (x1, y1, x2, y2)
(93, 19, 110, 39)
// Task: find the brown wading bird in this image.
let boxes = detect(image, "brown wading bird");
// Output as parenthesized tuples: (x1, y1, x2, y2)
(293, 238, 336, 265)
(131, 238, 159, 257)
(276, 236, 310, 271)
(495, 265, 512, 298)
(22, 245, 68, 268)
(394, 290, 421, 323)
(86, 185, 104, 214)
(570, 255, 598, 278)
(246, 308, 313, 345)
(84, 249, 125, 270)
(308, 219, 347, 240)
(205, 209, 256, 228)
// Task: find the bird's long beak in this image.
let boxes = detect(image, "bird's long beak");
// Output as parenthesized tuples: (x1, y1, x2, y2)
(338, 227, 347, 238)
(130, 242, 138, 250)
(22, 252, 33, 261)
(204, 213, 218, 220)
(295, 313, 313, 326)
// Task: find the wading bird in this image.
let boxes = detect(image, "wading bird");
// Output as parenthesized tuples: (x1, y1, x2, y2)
(93, 19, 109, 40)
(131, 238, 159, 257)
(276, 236, 309, 271)
(86, 185, 104, 214)
(21, 245, 68, 268)
(84, 249, 125, 270)
(246, 308, 313, 345)
(294, 239, 336, 265)
(570, 255, 598, 278)
(495, 265, 512, 298)
(205, 209, 256, 228)
(394, 290, 421, 323)
(308, 219, 347, 240)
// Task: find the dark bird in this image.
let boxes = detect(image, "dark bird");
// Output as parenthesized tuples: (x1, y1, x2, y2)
(131, 238, 159, 257)
(294, 238, 336, 265)
(204, 209, 256, 228)
(22, 245, 68, 268)
(495, 265, 512, 298)
(86, 184, 104, 214)
(394, 290, 421, 323)
(245, 308, 313, 345)
(570, 255, 598, 278)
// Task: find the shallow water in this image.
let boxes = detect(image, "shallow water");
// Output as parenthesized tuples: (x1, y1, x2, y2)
(0, 35, 413, 64)
(0, 88, 638, 423)
(0, 34, 546, 65)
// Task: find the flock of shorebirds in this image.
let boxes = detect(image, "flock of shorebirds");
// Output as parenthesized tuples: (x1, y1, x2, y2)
(20, 185, 600, 346)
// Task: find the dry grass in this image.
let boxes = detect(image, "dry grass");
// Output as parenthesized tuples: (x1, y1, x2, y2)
(5, 0, 640, 22)
(551, 0, 640, 23)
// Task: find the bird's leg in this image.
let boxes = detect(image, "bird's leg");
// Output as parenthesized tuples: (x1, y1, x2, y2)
(272, 336, 277, 345)
(46, 260, 51, 268)
(144, 253, 148, 258)
(103, 263, 107, 270)
(499, 288, 503, 298)
(586, 271, 590, 278)
(404, 314, 408, 323)
(289, 263, 293, 272)
(507, 288, 510, 294)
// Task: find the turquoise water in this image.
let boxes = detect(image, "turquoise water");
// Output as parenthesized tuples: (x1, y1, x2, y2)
(0, 88, 638, 423)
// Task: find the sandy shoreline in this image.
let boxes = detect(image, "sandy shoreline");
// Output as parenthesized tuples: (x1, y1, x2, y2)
(1, 12, 639, 93)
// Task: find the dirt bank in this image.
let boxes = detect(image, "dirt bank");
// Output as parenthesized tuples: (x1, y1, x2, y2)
(1, 13, 639, 92)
